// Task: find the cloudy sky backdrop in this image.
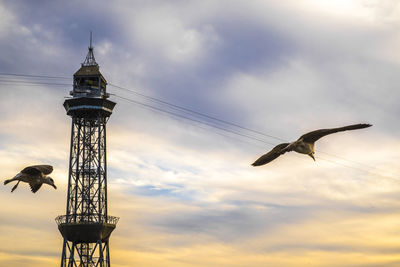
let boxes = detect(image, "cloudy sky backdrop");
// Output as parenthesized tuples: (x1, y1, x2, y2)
(0, 0, 400, 266)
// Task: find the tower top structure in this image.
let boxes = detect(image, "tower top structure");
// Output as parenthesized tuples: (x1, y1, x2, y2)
(69, 32, 109, 100)
(82, 31, 98, 67)
(65, 34, 114, 118)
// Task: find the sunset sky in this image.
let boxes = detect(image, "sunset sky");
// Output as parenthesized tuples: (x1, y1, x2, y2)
(0, 0, 400, 266)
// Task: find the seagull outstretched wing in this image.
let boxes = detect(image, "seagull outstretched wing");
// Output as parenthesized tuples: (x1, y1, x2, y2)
(252, 143, 290, 166)
(299, 123, 372, 143)
(22, 165, 53, 175)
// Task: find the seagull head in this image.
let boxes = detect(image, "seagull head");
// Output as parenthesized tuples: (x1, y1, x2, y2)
(44, 177, 57, 189)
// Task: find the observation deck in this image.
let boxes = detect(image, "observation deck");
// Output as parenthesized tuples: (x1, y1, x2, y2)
(63, 97, 116, 118)
(56, 214, 119, 243)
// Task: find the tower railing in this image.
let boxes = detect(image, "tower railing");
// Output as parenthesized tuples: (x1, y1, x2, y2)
(55, 214, 119, 225)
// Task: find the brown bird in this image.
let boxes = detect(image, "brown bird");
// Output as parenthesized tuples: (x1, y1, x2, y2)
(252, 123, 372, 166)
(4, 165, 57, 193)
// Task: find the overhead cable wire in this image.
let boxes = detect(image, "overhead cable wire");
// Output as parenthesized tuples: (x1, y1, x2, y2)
(0, 72, 70, 80)
(0, 79, 71, 87)
(0, 72, 377, 155)
(315, 155, 399, 182)
(0, 73, 71, 87)
(113, 94, 276, 146)
(109, 83, 286, 142)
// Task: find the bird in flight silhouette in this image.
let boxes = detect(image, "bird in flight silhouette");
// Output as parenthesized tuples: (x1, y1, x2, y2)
(4, 165, 56, 193)
(252, 123, 372, 166)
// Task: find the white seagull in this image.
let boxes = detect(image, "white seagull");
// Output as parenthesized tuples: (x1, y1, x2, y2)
(4, 165, 57, 193)
(252, 123, 372, 166)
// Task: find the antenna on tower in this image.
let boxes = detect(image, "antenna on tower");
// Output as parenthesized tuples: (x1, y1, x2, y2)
(89, 31, 93, 49)
(82, 31, 98, 67)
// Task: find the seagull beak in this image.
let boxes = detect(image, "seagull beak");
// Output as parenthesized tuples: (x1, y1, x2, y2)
(52, 184, 57, 189)
(309, 153, 315, 161)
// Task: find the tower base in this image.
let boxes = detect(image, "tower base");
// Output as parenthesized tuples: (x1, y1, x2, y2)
(60, 239, 111, 267)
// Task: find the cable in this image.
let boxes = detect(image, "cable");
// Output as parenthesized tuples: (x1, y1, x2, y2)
(109, 83, 286, 142)
(0, 72, 378, 158)
(0, 73, 71, 87)
(0, 79, 71, 86)
(0, 73, 70, 80)
(114, 94, 276, 146)
(315, 155, 398, 182)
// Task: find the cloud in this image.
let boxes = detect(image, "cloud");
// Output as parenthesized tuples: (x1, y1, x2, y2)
(131, 11, 219, 64)
(0, 3, 14, 36)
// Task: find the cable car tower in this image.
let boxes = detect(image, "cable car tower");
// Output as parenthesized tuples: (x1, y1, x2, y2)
(56, 34, 119, 267)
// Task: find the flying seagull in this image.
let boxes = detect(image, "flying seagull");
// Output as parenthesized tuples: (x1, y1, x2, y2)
(252, 123, 372, 166)
(4, 165, 56, 193)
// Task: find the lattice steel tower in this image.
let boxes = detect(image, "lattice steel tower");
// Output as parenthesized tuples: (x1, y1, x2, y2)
(56, 35, 118, 267)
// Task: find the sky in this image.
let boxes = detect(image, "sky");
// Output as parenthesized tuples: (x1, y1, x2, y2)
(0, 0, 400, 266)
